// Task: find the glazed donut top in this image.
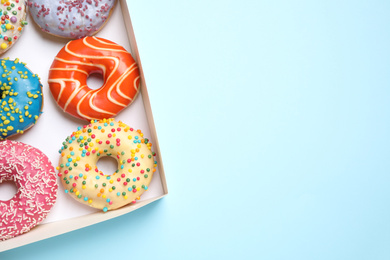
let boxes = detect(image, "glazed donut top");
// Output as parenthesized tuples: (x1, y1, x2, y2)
(0, 0, 28, 54)
(48, 36, 140, 121)
(0, 58, 43, 139)
(28, 0, 116, 38)
(0, 140, 58, 241)
(57, 118, 157, 212)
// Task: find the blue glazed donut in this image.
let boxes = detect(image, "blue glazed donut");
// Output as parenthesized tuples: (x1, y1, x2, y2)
(0, 58, 43, 139)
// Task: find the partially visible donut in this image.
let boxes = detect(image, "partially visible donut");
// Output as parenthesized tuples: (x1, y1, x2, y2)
(0, 58, 43, 139)
(0, 140, 58, 241)
(27, 0, 117, 39)
(57, 118, 156, 212)
(48, 37, 140, 121)
(0, 0, 28, 54)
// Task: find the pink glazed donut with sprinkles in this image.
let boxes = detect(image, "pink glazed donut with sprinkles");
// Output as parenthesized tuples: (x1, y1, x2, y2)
(0, 140, 58, 241)
(27, 0, 117, 38)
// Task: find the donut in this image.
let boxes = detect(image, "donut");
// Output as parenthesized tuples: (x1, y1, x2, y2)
(27, 0, 116, 39)
(0, 140, 58, 241)
(0, 58, 43, 139)
(0, 0, 28, 54)
(48, 36, 140, 121)
(56, 118, 156, 212)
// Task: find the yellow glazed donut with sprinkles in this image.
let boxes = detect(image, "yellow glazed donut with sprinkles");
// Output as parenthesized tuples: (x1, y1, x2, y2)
(57, 118, 157, 212)
(0, 0, 28, 54)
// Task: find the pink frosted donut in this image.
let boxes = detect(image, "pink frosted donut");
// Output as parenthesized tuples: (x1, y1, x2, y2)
(0, 140, 58, 241)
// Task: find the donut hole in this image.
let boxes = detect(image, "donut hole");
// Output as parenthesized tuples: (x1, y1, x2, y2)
(96, 156, 118, 176)
(0, 180, 18, 201)
(87, 72, 105, 90)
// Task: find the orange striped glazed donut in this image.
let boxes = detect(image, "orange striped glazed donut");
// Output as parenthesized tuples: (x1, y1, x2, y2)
(48, 37, 140, 121)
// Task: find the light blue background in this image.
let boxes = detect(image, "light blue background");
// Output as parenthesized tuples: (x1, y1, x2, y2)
(2, 0, 390, 259)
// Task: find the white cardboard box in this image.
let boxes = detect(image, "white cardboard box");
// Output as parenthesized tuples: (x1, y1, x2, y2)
(0, 0, 168, 252)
